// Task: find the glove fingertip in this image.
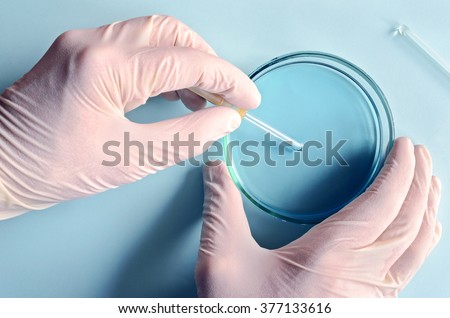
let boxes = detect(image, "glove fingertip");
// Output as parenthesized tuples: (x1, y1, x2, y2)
(203, 106, 242, 132)
(229, 80, 261, 110)
(391, 137, 414, 160)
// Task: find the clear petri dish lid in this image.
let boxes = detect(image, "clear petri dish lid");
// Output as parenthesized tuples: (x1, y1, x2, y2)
(224, 51, 394, 224)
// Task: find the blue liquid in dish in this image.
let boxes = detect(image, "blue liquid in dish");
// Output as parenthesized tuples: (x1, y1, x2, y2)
(225, 53, 393, 223)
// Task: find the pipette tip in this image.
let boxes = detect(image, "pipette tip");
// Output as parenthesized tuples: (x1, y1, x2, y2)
(396, 25, 408, 36)
(285, 140, 304, 152)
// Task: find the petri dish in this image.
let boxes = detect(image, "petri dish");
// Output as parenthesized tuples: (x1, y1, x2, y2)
(224, 51, 394, 223)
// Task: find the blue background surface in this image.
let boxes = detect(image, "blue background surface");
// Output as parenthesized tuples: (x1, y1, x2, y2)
(0, 0, 449, 297)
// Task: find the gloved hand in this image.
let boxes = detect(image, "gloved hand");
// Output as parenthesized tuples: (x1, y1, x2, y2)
(196, 138, 442, 297)
(0, 15, 260, 219)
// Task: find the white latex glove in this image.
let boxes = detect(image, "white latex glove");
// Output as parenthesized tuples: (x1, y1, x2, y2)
(196, 138, 442, 297)
(0, 15, 260, 219)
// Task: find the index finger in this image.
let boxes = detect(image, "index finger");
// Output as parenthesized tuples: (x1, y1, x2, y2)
(99, 15, 217, 55)
(109, 16, 260, 111)
(127, 46, 261, 110)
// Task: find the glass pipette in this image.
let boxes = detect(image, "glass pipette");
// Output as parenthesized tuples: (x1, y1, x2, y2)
(188, 87, 303, 151)
(396, 25, 450, 77)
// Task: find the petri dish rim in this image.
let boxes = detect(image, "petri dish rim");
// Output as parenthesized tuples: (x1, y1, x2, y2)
(223, 51, 395, 224)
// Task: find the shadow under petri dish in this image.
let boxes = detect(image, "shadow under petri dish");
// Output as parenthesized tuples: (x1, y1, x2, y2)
(224, 52, 394, 223)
